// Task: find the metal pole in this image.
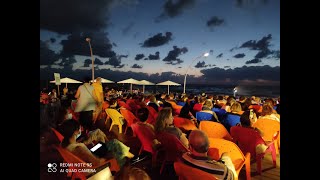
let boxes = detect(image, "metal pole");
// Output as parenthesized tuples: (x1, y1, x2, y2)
(183, 54, 204, 94)
(86, 38, 94, 81)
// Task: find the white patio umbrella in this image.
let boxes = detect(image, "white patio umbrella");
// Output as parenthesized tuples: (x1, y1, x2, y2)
(50, 77, 82, 88)
(117, 78, 140, 93)
(91, 78, 114, 83)
(138, 80, 155, 93)
(156, 80, 181, 95)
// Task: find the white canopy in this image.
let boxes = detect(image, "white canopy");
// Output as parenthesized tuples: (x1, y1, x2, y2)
(91, 78, 114, 83)
(50, 77, 82, 88)
(156, 80, 181, 94)
(117, 78, 141, 93)
(138, 80, 155, 93)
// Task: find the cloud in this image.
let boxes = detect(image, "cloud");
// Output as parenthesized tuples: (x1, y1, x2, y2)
(141, 32, 172, 47)
(60, 31, 116, 58)
(216, 53, 223, 58)
(112, 42, 117, 47)
(144, 58, 148, 60)
(163, 46, 188, 65)
(94, 58, 104, 65)
(50, 38, 56, 43)
(207, 16, 225, 29)
(194, 61, 208, 68)
(200, 65, 280, 83)
(245, 58, 262, 64)
(122, 22, 135, 35)
(224, 66, 231, 68)
(40, 40, 59, 65)
(235, 0, 269, 8)
(271, 50, 280, 60)
(131, 64, 143, 68)
(233, 53, 246, 58)
(84, 59, 91, 67)
(40, 0, 113, 34)
(148, 52, 160, 60)
(58, 56, 77, 67)
(209, 50, 214, 54)
(105, 55, 125, 68)
(135, 54, 145, 60)
(155, 0, 195, 22)
(240, 34, 275, 59)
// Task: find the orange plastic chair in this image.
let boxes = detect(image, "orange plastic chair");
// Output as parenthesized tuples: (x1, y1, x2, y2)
(105, 108, 124, 134)
(131, 123, 160, 167)
(199, 121, 233, 141)
(51, 127, 64, 143)
(252, 118, 280, 154)
(120, 109, 139, 135)
(207, 138, 251, 180)
(156, 132, 189, 174)
(173, 116, 198, 132)
(230, 126, 277, 175)
(174, 161, 217, 180)
(54, 145, 120, 180)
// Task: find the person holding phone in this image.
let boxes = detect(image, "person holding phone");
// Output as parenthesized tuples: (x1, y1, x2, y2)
(60, 119, 134, 168)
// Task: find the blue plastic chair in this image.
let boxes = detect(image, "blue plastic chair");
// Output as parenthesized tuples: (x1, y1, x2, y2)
(196, 112, 213, 122)
(222, 113, 241, 132)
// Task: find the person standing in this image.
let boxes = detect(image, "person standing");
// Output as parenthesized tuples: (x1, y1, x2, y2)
(74, 76, 97, 132)
(92, 77, 104, 122)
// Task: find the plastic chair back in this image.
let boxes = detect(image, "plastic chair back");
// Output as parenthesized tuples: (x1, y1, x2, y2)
(196, 112, 213, 122)
(174, 161, 217, 180)
(131, 123, 156, 154)
(51, 127, 64, 143)
(199, 121, 233, 141)
(156, 132, 189, 174)
(105, 108, 124, 134)
(207, 138, 251, 180)
(222, 113, 241, 131)
(54, 145, 120, 180)
(252, 119, 280, 142)
(120, 109, 139, 134)
(117, 101, 132, 111)
(212, 108, 227, 120)
(230, 126, 277, 174)
(146, 106, 158, 125)
(173, 116, 198, 131)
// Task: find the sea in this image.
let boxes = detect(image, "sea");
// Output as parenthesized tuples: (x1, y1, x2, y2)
(43, 82, 280, 98)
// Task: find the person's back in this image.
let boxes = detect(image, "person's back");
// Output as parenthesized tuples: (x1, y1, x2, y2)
(181, 130, 236, 180)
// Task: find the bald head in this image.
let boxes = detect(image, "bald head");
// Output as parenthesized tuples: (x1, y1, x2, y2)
(188, 130, 209, 153)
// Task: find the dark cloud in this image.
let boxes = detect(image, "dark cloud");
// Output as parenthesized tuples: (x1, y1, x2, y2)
(201, 65, 280, 83)
(230, 47, 237, 52)
(119, 55, 128, 58)
(207, 16, 225, 29)
(148, 52, 160, 60)
(194, 61, 208, 68)
(209, 50, 214, 54)
(131, 64, 143, 69)
(84, 59, 91, 67)
(60, 31, 116, 58)
(135, 54, 145, 60)
(40, 0, 113, 34)
(216, 53, 223, 58)
(163, 46, 188, 65)
(94, 58, 104, 65)
(272, 50, 280, 60)
(178, 67, 182, 68)
(58, 56, 77, 67)
(50, 38, 56, 43)
(245, 58, 262, 64)
(240, 34, 275, 59)
(224, 66, 231, 68)
(155, 0, 195, 22)
(141, 32, 173, 47)
(122, 22, 134, 35)
(233, 53, 246, 58)
(144, 58, 148, 60)
(112, 42, 117, 47)
(105, 55, 125, 68)
(235, 0, 269, 8)
(40, 40, 59, 65)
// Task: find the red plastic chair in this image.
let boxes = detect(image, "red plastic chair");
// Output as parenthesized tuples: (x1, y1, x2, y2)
(173, 116, 198, 132)
(146, 106, 158, 125)
(51, 127, 64, 143)
(131, 123, 159, 167)
(199, 121, 233, 141)
(120, 109, 139, 135)
(117, 100, 132, 111)
(174, 161, 217, 180)
(54, 145, 120, 180)
(230, 126, 277, 174)
(156, 132, 189, 174)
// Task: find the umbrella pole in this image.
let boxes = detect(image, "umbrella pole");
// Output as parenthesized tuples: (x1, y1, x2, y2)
(130, 83, 132, 93)
(168, 85, 169, 95)
(57, 85, 60, 96)
(143, 85, 145, 93)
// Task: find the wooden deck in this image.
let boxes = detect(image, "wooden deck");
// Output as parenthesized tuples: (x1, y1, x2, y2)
(40, 118, 280, 180)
